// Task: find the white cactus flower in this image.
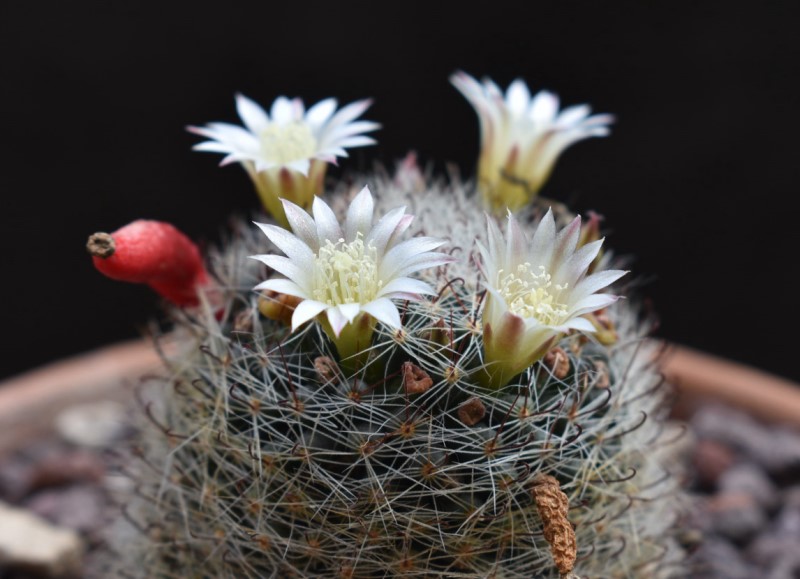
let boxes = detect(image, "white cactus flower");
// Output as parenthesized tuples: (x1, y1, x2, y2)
(189, 94, 379, 225)
(477, 208, 626, 387)
(252, 185, 453, 363)
(451, 71, 614, 213)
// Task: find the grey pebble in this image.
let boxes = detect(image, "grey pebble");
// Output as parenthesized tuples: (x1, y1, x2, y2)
(719, 463, 780, 511)
(25, 485, 107, 535)
(705, 492, 767, 543)
(688, 537, 761, 579)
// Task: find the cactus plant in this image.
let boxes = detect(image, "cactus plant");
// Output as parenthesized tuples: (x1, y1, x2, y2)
(96, 76, 687, 578)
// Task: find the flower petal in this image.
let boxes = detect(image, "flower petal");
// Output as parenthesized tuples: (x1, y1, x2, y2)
(249, 254, 310, 289)
(530, 90, 559, 124)
(558, 239, 604, 286)
(378, 277, 436, 299)
(326, 307, 350, 337)
(338, 303, 361, 323)
(283, 201, 320, 251)
(380, 237, 448, 279)
(552, 215, 581, 267)
(506, 79, 531, 117)
(291, 299, 328, 331)
(270, 96, 295, 124)
(254, 220, 315, 264)
(345, 185, 374, 242)
(506, 211, 529, 265)
(529, 209, 556, 267)
(365, 206, 407, 256)
(361, 298, 402, 329)
(254, 278, 308, 299)
(571, 269, 628, 302)
(568, 293, 620, 318)
(235, 93, 269, 133)
(558, 316, 596, 333)
(312, 196, 344, 244)
(305, 97, 338, 129)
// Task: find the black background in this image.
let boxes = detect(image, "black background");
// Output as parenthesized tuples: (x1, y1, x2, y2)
(1, 2, 798, 381)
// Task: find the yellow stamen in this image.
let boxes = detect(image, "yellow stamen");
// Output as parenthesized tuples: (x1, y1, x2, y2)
(313, 233, 382, 305)
(497, 263, 568, 326)
(259, 122, 317, 164)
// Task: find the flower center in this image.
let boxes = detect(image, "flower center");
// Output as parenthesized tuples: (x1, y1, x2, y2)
(258, 122, 317, 165)
(496, 263, 569, 326)
(313, 234, 382, 305)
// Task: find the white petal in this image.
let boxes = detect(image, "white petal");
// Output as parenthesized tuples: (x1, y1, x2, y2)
(485, 215, 504, 271)
(569, 293, 619, 317)
(249, 254, 309, 288)
(326, 99, 372, 130)
(552, 215, 581, 267)
(283, 201, 320, 251)
(530, 90, 559, 124)
(361, 298, 402, 329)
(333, 135, 377, 149)
(192, 141, 237, 154)
(387, 214, 414, 248)
(270, 96, 295, 124)
(254, 221, 315, 264)
(378, 277, 436, 299)
(315, 146, 348, 159)
(571, 269, 628, 302)
(312, 196, 343, 244)
(190, 123, 260, 153)
(558, 316, 596, 333)
(220, 152, 255, 166)
(235, 93, 269, 133)
(291, 299, 328, 331)
(326, 307, 349, 337)
(386, 252, 454, 281)
(379, 237, 446, 279)
(582, 113, 615, 128)
(254, 278, 307, 298)
(285, 158, 311, 176)
(450, 71, 485, 107)
(345, 185, 375, 242)
(366, 206, 407, 256)
(556, 104, 591, 127)
(529, 209, 556, 267)
(338, 303, 361, 323)
(558, 239, 604, 285)
(305, 98, 337, 128)
(324, 121, 381, 141)
(506, 79, 531, 117)
(506, 212, 529, 265)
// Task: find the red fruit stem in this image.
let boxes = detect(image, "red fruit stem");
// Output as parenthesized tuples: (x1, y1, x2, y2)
(87, 219, 210, 307)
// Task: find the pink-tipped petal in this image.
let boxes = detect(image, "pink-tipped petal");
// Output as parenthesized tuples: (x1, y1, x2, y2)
(366, 206, 407, 255)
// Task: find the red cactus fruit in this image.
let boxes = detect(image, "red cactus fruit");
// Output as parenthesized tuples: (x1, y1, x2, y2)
(87, 220, 210, 307)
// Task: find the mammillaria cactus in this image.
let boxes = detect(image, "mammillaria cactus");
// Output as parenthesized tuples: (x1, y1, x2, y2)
(92, 73, 686, 578)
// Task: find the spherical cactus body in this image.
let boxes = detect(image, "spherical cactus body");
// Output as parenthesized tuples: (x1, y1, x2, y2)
(107, 178, 686, 579)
